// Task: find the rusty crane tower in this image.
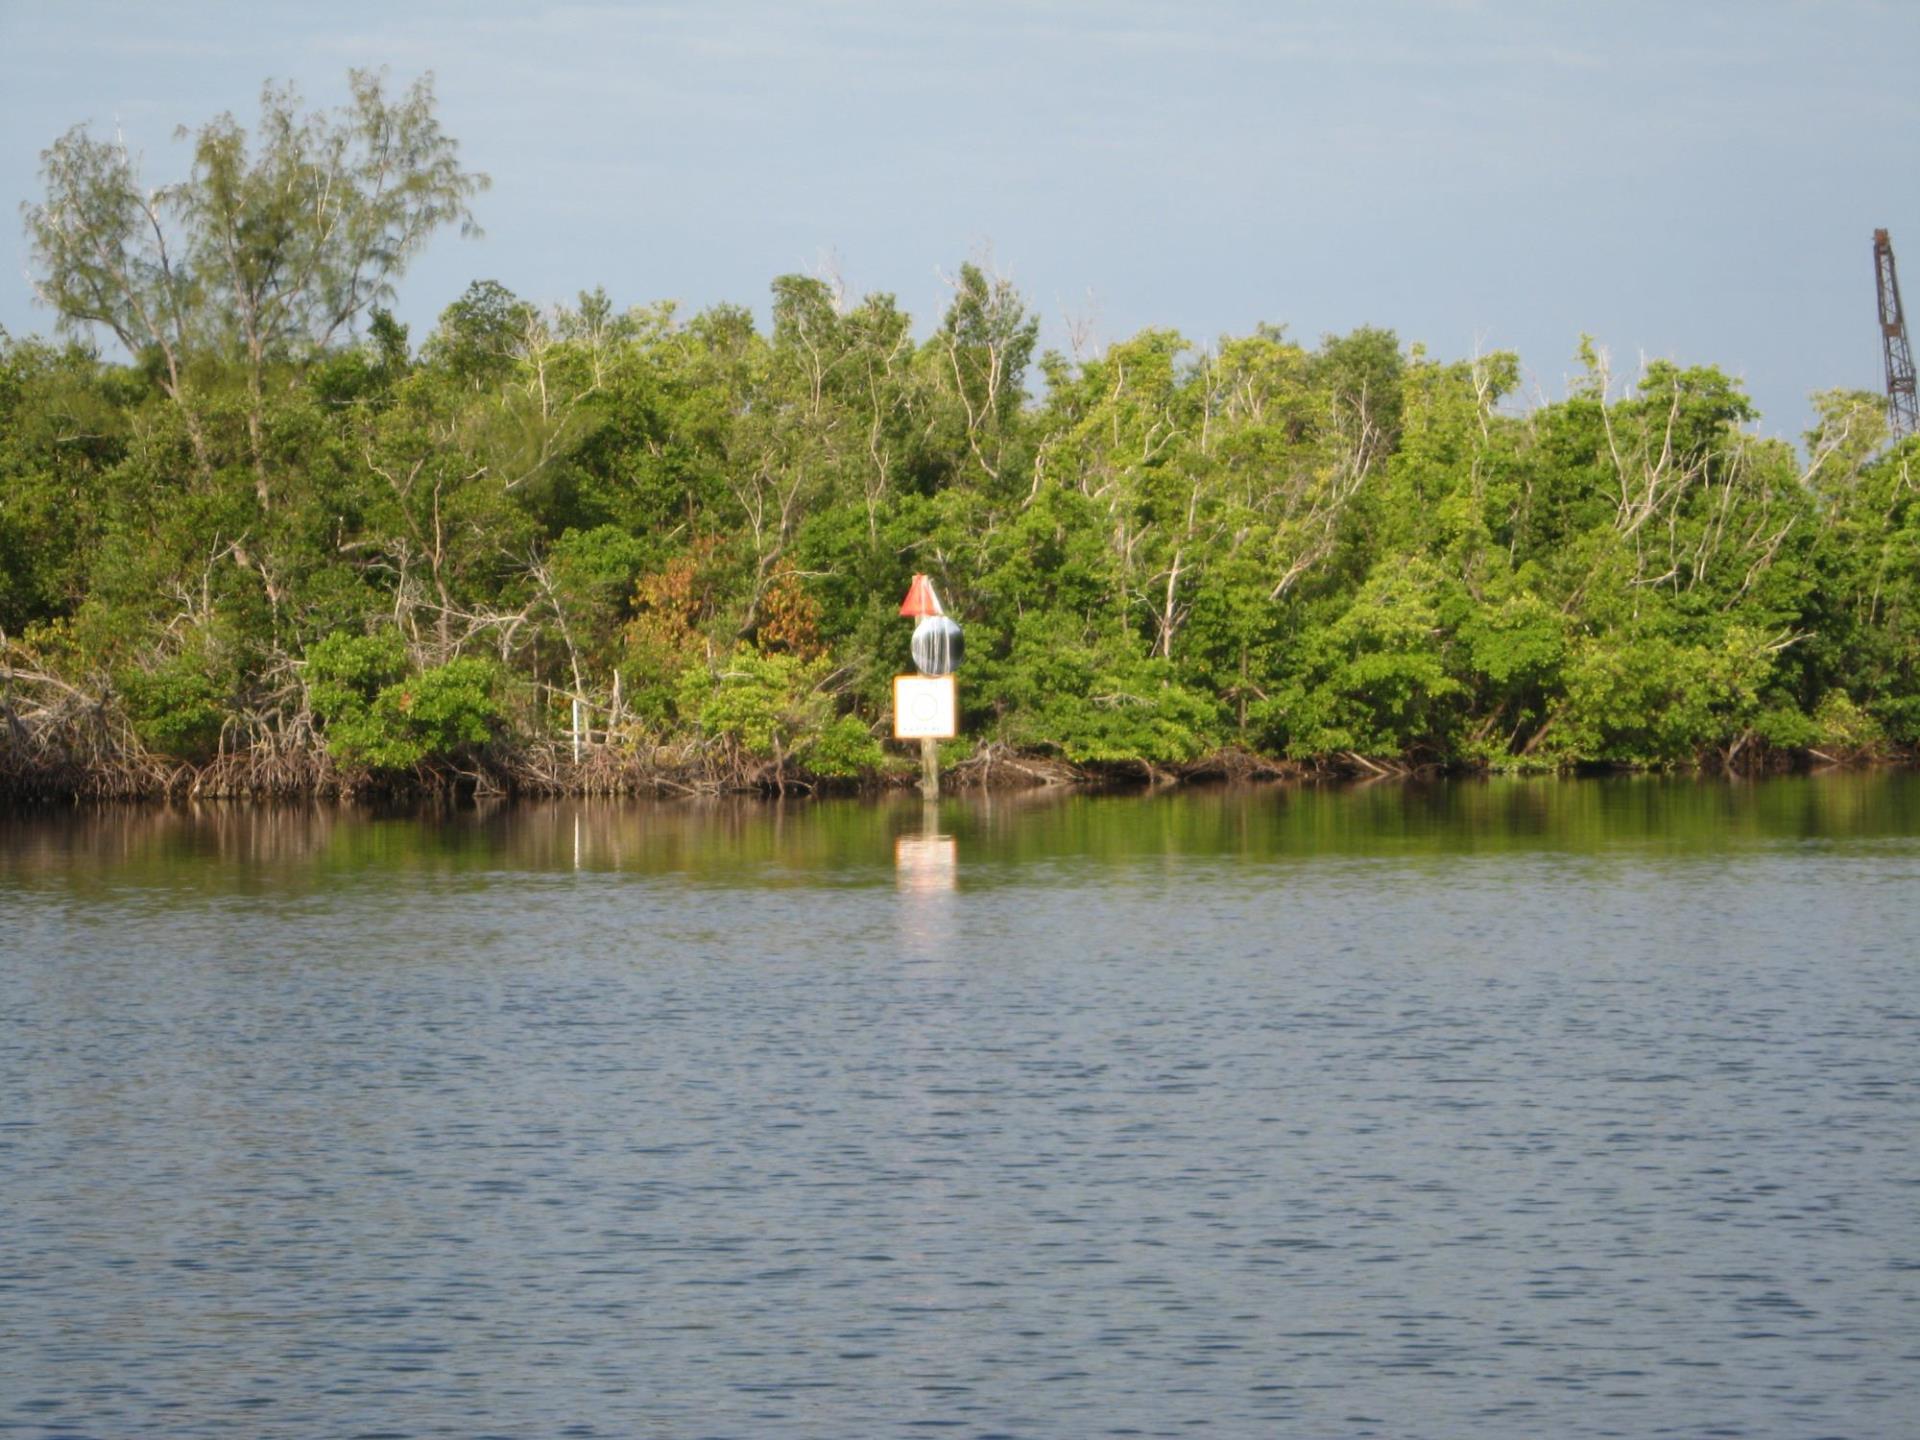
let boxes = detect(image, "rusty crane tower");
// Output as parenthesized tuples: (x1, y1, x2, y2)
(1874, 228, 1918, 438)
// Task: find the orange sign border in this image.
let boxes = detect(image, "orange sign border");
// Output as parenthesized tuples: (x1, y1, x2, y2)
(893, 674, 957, 739)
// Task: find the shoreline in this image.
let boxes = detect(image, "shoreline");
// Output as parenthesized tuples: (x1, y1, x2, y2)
(0, 739, 1903, 808)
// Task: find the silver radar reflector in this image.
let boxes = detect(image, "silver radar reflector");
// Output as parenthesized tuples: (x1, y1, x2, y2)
(911, 614, 963, 676)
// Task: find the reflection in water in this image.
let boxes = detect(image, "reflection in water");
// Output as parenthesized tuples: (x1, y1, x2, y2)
(2, 776, 1919, 1438)
(896, 807, 959, 958)
(4, 771, 1919, 887)
(895, 833, 957, 893)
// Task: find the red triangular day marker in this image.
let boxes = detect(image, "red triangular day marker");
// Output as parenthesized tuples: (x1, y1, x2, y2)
(898, 573, 943, 617)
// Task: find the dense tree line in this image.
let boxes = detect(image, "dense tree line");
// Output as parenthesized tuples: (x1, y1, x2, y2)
(3, 75, 1917, 796)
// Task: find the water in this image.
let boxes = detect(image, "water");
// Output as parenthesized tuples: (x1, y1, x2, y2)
(3, 777, 1917, 1438)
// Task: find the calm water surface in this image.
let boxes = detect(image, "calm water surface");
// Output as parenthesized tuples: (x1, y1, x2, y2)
(3, 778, 1918, 1438)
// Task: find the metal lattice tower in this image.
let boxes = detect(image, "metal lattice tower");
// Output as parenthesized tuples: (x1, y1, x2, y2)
(1875, 228, 1918, 438)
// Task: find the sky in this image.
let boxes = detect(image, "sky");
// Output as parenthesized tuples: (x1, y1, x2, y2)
(2, 0, 1916, 440)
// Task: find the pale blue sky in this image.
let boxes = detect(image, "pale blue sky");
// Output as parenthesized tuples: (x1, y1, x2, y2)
(4, 0, 1916, 437)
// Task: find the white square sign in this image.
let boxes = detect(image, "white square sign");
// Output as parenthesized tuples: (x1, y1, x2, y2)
(893, 675, 957, 739)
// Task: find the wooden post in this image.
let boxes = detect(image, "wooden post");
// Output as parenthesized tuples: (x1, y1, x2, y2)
(920, 736, 940, 799)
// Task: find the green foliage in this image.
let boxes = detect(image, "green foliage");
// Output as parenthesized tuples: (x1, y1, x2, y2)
(10, 74, 1920, 786)
(27, 71, 486, 368)
(360, 659, 501, 768)
(803, 714, 888, 778)
(678, 646, 809, 756)
(1264, 561, 1466, 759)
(1810, 690, 1888, 758)
(305, 631, 409, 719)
(118, 652, 228, 760)
(677, 645, 881, 777)
(1552, 629, 1776, 768)
(305, 632, 499, 769)
(986, 617, 1220, 763)
(0, 335, 125, 632)
(549, 525, 651, 612)
(1024, 661, 1217, 765)
(424, 280, 532, 387)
